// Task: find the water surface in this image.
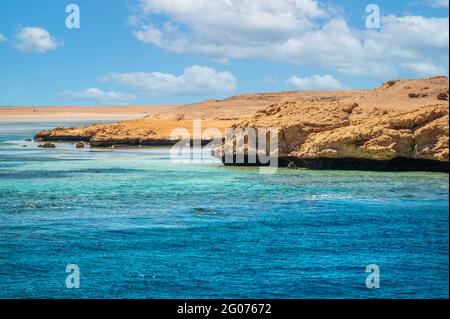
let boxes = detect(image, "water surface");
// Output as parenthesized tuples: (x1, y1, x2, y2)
(0, 122, 448, 298)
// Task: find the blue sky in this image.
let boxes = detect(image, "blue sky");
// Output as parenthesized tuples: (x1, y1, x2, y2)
(0, 0, 448, 106)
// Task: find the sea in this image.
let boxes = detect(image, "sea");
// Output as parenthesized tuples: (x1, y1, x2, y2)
(0, 121, 448, 298)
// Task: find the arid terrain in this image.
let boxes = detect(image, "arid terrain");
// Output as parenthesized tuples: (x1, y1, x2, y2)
(0, 105, 178, 123)
(33, 76, 449, 171)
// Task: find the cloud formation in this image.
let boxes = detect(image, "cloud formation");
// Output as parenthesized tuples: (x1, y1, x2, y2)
(131, 0, 449, 78)
(98, 65, 237, 96)
(286, 74, 345, 90)
(60, 88, 136, 103)
(13, 27, 59, 53)
(427, 0, 449, 8)
(0, 33, 6, 42)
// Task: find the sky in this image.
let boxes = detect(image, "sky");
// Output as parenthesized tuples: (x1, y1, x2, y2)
(0, 0, 448, 106)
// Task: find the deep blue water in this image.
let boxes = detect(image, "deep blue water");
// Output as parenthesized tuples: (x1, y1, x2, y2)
(0, 122, 448, 299)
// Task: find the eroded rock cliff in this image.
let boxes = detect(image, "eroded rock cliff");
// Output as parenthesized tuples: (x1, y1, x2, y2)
(216, 76, 449, 170)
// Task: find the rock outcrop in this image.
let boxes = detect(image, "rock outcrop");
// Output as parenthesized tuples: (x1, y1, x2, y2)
(35, 119, 235, 148)
(290, 104, 448, 162)
(38, 142, 56, 149)
(36, 121, 157, 146)
(215, 76, 449, 171)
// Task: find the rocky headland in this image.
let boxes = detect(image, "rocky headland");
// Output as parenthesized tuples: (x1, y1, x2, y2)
(35, 76, 449, 172)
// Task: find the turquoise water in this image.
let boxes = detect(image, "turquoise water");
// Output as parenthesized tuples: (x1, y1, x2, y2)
(0, 122, 448, 299)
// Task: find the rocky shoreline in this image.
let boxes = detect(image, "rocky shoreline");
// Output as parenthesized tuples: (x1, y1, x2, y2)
(214, 153, 448, 172)
(35, 135, 213, 148)
(224, 156, 448, 172)
(34, 76, 449, 172)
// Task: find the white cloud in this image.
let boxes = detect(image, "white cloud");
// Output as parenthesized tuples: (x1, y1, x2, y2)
(0, 33, 6, 42)
(133, 0, 326, 52)
(427, 0, 449, 8)
(286, 74, 345, 90)
(60, 88, 136, 103)
(133, 25, 163, 46)
(98, 65, 237, 96)
(360, 15, 449, 76)
(138, 0, 327, 39)
(400, 62, 447, 76)
(131, 0, 449, 78)
(14, 27, 59, 53)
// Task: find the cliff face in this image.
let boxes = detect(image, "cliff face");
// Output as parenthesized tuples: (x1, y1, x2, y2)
(291, 104, 448, 162)
(217, 76, 449, 169)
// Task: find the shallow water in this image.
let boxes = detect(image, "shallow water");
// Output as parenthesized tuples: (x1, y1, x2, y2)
(0, 122, 448, 298)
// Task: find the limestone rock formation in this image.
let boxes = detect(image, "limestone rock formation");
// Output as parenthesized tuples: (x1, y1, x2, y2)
(292, 104, 448, 162)
(216, 76, 449, 170)
(35, 119, 234, 148)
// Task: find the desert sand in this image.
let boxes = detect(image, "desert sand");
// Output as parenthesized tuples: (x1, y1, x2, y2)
(0, 105, 178, 123)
